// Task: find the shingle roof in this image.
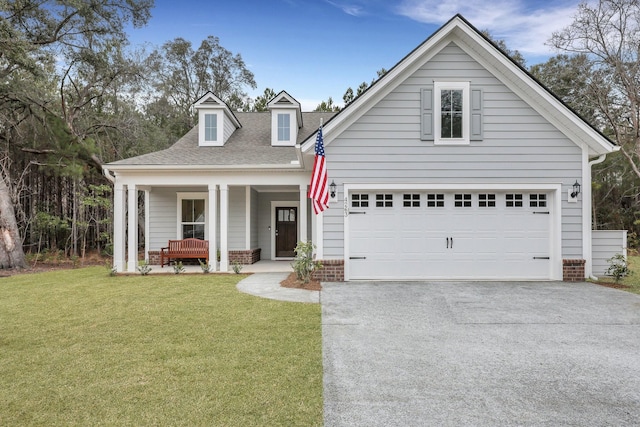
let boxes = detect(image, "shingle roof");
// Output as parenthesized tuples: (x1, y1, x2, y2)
(108, 111, 336, 167)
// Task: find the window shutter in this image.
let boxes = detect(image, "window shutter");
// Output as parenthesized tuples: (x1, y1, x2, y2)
(471, 88, 483, 140)
(421, 87, 434, 141)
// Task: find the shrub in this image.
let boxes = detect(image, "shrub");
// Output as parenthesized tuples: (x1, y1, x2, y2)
(173, 261, 185, 274)
(606, 253, 631, 284)
(232, 261, 243, 274)
(199, 260, 212, 273)
(291, 241, 322, 284)
(137, 260, 152, 276)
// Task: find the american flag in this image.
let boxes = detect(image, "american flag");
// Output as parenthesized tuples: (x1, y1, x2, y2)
(308, 126, 329, 214)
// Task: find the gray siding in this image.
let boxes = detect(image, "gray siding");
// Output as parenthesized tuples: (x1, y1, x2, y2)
(223, 115, 235, 143)
(228, 186, 246, 250)
(323, 42, 583, 258)
(592, 230, 627, 276)
(148, 187, 206, 251)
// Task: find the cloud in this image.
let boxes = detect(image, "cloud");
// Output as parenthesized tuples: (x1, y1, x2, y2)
(395, 0, 581, 56)
(325, 0, 366, 17)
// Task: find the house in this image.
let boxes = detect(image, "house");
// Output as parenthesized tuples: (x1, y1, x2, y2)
(104, 14, 618, 281)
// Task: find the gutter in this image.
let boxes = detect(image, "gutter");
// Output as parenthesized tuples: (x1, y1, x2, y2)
(102, 167, 115, 183)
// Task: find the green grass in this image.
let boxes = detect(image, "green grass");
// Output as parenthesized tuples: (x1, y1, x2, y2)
(0, 268, 322, 426)
(615, 255, 640, 294)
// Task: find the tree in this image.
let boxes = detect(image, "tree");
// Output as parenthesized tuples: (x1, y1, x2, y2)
(0, 0, 153, 267)
(250, 88, 277, 112)
(480, 30, 527, 68)
(314, 97, 340, 112)
(549, 0, 640, 179)
(146, 36, 256, 136)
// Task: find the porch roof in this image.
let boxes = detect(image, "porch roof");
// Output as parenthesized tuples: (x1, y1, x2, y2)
(108, 111, 336, 168)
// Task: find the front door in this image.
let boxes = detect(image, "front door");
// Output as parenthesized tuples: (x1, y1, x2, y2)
(275, 207, 298, 257)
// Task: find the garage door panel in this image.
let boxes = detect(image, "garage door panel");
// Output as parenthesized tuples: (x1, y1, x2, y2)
(348, 191, 552, 280)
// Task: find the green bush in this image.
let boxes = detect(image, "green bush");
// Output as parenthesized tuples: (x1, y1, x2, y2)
(606, 253, 631, 284)
(291, 241, 322, 284)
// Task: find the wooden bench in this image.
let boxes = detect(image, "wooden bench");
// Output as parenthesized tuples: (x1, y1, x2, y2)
(160, 238, 209, 267)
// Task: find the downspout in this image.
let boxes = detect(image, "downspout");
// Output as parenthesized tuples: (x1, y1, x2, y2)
(587, 154, 608, 280)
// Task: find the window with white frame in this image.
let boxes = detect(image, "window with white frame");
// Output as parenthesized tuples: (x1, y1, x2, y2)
(434, 81, 470, 144)
(204, 113, 217, 142)
(277, 113, 290, 141)
(178, 193, 207, 240)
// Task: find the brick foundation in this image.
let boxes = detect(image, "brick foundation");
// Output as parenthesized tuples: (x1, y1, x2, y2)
(312, 259, 344, 282)
(147, 248, 261, 265)
(228, 249, 261, 264)
(563, 259, 585, 282)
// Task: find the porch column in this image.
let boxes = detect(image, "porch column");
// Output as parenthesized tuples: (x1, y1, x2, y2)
(245, 186, 251, 249)
(143, 188, 150, 261)
(219, 184, 229, 272)
(208, 184, 218, 271)
(113, 182, 126, 272)
(127, 184, 138, 273)
(299, 184, 308, 242)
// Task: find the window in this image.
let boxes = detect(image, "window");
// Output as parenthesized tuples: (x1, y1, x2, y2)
(277, 113, 290, 141)
(426, 193, 445, 207)
(506, 194, 523, 207)
(204, 113, 217, 142)
(181, 199, 205, 239)
(434, 81, 470, 144)
(479, 194, 496, 207)
(530, 194, 547, 207)
(351, 194, 369, 208)
(454, 193, 472, 207)
(375, 194, 393, 207)
(403, 194, 420, 207)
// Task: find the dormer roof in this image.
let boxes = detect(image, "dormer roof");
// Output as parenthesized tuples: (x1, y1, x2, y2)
(194, 91, 242, 129)
(267, 90, 303, 127)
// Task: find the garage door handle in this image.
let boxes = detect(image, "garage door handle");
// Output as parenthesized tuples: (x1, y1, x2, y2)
(446, 237, 449, 248)
(446, 237, 453, 248)
(450, 237, 453, 248)
(533, 256, 550, 259)
(350, 256, 367, 260)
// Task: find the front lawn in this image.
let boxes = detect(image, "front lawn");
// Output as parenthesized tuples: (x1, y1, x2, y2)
(614, 255, 640, 294)
(0, 268, 322, 426)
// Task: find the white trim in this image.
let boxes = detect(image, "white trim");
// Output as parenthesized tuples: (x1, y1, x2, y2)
(176, 192, 208, 239)
(270, 201, 300, 260)
(299, 185, 308, 242)
(343, 183, 562, 281)
(198, 112, 223, 147)
(434, 81, 470, 145)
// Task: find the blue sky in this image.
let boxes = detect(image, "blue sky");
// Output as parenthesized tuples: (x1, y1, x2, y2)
(127, 0, 584, 110)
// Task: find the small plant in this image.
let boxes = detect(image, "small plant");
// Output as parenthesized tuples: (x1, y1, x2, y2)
(173, 261, 185, 274)
(231, 261, 243, 274)
(106, 260, 118, 277)
(291, 241, 322, 284)
(137, 260, 152, 276)
(199, 259, 212, 273)
(606, 253, 631, 284)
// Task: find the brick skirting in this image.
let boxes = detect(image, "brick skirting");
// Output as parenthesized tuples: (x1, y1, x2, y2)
(563, 259, 585, 282)
(228, 249, 261, 265)
(147, 248, 261, 265)
(312, 259, 344, 282)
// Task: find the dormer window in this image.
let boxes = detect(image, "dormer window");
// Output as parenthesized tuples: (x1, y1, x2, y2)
(193, 91, 241, 147)
(204, 113, 218, 142)
(277, 113, 290, 142)
(267, 91, 302, 146)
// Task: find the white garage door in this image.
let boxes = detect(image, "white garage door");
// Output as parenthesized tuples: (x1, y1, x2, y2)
(347, 191, 552, 280)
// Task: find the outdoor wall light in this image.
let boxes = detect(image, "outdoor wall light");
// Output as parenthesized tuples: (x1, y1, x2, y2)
(571, 180, 581, 198)
(330, 180, 337, 199)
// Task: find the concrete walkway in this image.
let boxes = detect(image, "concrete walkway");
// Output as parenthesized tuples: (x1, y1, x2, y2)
(236, 272, 320, 303)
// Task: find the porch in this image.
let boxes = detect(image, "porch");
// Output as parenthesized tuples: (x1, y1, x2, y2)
(137, 259, 294, 274)
(111, 176, 320, 273)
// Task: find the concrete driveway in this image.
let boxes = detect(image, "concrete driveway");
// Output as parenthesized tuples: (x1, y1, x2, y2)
(322, 281, 640, 426)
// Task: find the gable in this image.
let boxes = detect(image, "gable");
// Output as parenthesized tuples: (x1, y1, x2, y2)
(302, 15, 616, 158)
